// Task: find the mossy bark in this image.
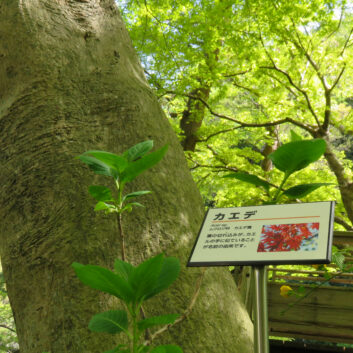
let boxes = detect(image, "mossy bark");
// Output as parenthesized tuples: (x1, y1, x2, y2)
(0, 1, 253, 352)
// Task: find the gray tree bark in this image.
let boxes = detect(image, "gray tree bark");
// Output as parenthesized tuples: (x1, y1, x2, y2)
(0, 1, 253, 352)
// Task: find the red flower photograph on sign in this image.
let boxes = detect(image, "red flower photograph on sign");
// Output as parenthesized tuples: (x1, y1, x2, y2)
(257, 223, 319, 252)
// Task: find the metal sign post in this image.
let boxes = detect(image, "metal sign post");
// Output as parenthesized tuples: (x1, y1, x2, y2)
(187, 202, 335, 353)
(253, 265, 269, 353)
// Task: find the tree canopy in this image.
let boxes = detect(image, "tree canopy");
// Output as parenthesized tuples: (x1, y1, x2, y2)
(117, 0, 353, 229)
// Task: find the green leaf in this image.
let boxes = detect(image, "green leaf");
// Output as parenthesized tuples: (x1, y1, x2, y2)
(89, 185, 114, 202)
(77, 155, 117, 178)
(120, 202, 144, 213)
(94, 201, 117, 213)
(72, 263, 134, 302)
(123, 140, 154, 162)
(137, 314, 179, 331)
(83, 150, 128, 174)
(332, 251, 345, 271)
(114, 259, 134, 281)
(144, 257, 180, 300)
(223, 172, 270, 192)
(269, 139, 326, 176)
(283, 183, 333, 199)
(123, 190, 152, 202)
(150, 345, 183, 353)
(89, 310, 128, 334)
(129, 254, 164, 303)
(120, 144, 168, 183)
(290, 130, 303, 141)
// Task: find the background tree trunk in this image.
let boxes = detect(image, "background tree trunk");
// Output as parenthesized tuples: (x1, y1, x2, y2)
(0, 1, 253, 352)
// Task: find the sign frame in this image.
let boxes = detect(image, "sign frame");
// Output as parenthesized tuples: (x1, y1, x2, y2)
(187, 201, 335, 267)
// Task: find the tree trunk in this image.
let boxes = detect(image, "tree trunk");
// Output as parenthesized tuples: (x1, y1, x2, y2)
(0, 1, 253, 353)
(180, 86, 210, 151)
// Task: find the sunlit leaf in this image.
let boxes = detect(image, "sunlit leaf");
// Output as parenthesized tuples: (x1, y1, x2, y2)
(120, 145, 168, 183)
(123, 140, 154, 162)
(83, 151, 128, 174)
(77, 155, 117, 178)
(123, 191, 152, 202)
(223, 172, 270, 192)
(269, 139, 326, 176)
(94, 201, 117, 212)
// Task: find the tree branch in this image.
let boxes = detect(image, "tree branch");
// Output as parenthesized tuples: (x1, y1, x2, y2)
(144, 268, 207, 345)
(334, 216, 353, 231)
(260, 65, 321, 128)
(197, 127, 242, 143)
(164, 90, 315, 134)
(340, 25, 353, 57)
(0, 324, 16, 333)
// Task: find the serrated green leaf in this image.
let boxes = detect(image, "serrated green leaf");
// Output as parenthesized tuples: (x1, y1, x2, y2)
(114, 259, 134, 281)
(283, 183, 333, 199)
(269, 139, 326, 175)
(144, 257, 180, 300)
(89, 185, 114, 202)
(83, 151, 128, 174)
(150, 345, 183, 353)
(137, 314, 179, 331)
(123, 140, 154, 162)
(129, 254, 164, 303)
(94, 201, 117, 212)
(77, 155, 117, 178)
(72, 263, 134, 302)
(121, 144, 168, 183)
(89, 310, 128, 334)
(123, 190, 152, 202)
(223, 172, 270, 192)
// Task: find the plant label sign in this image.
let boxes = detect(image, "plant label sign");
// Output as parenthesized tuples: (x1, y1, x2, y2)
(187, 201, 335, 266)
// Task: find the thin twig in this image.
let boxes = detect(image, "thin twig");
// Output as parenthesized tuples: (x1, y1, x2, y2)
(144, 268, 207, 345)
(164, 90, 315, 134)
(117, 213, 126, 261)
(0, 324, 16, 333)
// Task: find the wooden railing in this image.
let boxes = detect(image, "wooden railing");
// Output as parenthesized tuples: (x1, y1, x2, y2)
(235, 231, 353, 343)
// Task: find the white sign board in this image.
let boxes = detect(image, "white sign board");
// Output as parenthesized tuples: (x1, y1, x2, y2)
(187, 201, 335, 266)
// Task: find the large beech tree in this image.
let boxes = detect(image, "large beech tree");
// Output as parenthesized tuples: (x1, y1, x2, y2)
(0, 1, 253, 352)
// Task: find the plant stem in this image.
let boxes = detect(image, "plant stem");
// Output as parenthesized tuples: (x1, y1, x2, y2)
(117, 212, 126, 261)
(272, 173, 290, 203)
(115, 179, 127, 261)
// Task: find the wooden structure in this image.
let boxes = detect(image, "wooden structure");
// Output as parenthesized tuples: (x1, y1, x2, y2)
(236, 231, 353, 343)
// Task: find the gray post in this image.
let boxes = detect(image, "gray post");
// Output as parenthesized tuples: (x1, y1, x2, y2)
(253, 265, 269, 353)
